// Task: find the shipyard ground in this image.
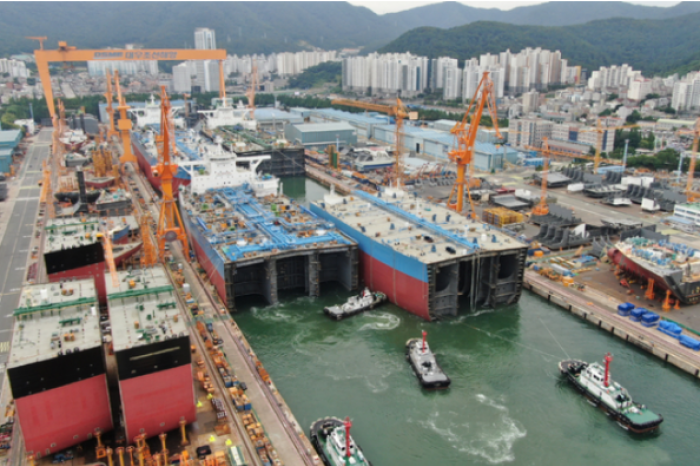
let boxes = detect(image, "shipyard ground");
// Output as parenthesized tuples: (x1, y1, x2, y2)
(125, 163, 314, 466)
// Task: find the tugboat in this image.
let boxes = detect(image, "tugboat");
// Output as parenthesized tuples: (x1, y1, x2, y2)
(559, 353, 663, 433)
(310, 417, 371, 466)
(405, 331, 451, 390)
(323, 288, 386, 320)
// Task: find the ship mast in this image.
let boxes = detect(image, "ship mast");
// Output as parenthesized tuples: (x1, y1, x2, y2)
(604, 353, 613, 387)
(344, 417, 352, 461)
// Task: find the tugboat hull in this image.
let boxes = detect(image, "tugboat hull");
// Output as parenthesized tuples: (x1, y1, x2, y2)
(310, 417, 371, 466)
(406, 339, 451, 390)
(323, 291, 386, 320)
(558, 360, 663, 434)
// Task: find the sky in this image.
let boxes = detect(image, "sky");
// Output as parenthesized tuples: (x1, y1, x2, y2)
(348, 1, 681, 15)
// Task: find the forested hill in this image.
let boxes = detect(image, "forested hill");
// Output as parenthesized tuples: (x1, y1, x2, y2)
(1, 1, 699, 59)
(378, 12, 700, 76)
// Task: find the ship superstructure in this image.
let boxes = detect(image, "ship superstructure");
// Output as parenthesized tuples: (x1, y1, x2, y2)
(310, 187, 528, 320)
(130, 95, 185, 129)
(179, 185, 358, 311)
(8, 280, 112, 456)
(107, 266, 196, 440)
(199, 97, 256, 131)
(609, 237, 700, 304)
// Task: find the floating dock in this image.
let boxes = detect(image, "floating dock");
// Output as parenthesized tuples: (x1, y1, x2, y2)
(107, 266, 196, 440)
(8, 279, 112, 457)
(179, 185, 358, 311)
(310, 188, 528, 320)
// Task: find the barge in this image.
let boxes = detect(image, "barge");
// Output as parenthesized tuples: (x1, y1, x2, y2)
(310, 187, 528, 320)
(8, 280, 112, 456)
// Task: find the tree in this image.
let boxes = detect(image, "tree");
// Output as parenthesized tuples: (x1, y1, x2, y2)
(626, 110, 642, 124)
(599, 108, 614, 116)
(606, 93, 619, 101)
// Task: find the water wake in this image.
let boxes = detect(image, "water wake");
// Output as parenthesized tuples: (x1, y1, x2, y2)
(358, 312, 401, 331)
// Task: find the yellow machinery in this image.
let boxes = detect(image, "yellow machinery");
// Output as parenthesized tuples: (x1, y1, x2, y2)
(482, 207, 524, 228)
(330, 98, 415, 188)
(154, 87, 190, 261)
(448, 71, 500, 216)
(31, 40, 227, 118)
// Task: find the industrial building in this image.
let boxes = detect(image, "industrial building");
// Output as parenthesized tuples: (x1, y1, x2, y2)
(284, 122, 357, 150)
(8, 280, 113, 457)
(432, 120, 508, 145)
(0, 129, 21, 174)
(253, 107, 304, 132)
(372, 124, 519, 172)
(305, 108, 391, 138)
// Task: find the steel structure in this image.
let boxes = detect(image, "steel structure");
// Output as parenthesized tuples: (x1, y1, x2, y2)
(32, 41, 227, 118)
(448, 71, 500, 216)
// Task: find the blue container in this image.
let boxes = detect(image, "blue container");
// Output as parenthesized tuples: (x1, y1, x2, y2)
(658, 321, 682, 338)
(679, 335, 700, 351)
(641, 312, 660, 327)
(630, 308, 647, 322)
(617, 302, 634, 316)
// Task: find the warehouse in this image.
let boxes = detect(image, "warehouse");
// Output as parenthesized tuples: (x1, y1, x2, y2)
(253, 108, 303, 132)
(0, 129, 22, 175)
(284, 122, 357, 150)
(307, 108, 390, 138)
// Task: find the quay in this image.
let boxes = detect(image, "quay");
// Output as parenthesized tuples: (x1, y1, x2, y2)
(525, 270, 700, 379)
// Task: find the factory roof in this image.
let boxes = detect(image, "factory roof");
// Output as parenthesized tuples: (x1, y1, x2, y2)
(253, 108, 304, 124)
(9, 280, 100, 368)
(377, 124, 516, 155)
(107, 267, 188, 352)
(315, 188, 526, 265)
(310, 108, 390, 126)
(290, 122, 356, 133)
(0, 129, 22, 148)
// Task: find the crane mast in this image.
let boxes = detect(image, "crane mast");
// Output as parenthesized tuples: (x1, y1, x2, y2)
(685, 118, 700, 202)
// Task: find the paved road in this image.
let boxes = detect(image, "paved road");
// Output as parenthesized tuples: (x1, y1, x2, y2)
(0, 131, 50, 385)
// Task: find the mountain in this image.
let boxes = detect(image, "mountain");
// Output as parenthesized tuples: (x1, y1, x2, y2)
(0, 1, 698, 60)
(382, 1, 700, 29)
(378, 12, 700, 76)
(0, 2, 401, 57)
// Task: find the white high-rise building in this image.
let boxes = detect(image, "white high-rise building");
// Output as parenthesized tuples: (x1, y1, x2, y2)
(627, 78, 652, 101)
(172, 63, 191, 93)
(194, 28, 217, 50)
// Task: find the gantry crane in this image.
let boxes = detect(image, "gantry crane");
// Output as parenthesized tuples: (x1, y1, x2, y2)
(447, 71, 500, 216)
(330, 98, 415, 188)
(112, 70, 136, 164)
(154, 86, 189, 261)
(104, 69, 119, 139)
(247, 60, 258, 120)
(30, 40, 226, 118)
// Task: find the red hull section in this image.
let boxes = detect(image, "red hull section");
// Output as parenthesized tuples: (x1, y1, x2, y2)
(120, 364, 196, 441)
(133, 141, 189, 193)
(609, 248, 677, 300)
(85, 177, 115, 189)
(49, 262, 106, 306)
(16, 375, 112, 456)
(190, 234, 226, 305)
(359, 251, 430, 320)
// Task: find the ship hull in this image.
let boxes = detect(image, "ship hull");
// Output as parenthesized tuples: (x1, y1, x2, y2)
(48, 261, 107, 305)
(310, 418, 371, 466)
(132, 134, 190, 193)
(86, 177, 115, 189)
(310, 203, 431, 320)
(559, 360, 663, 434)
(608, 247, 700, 305)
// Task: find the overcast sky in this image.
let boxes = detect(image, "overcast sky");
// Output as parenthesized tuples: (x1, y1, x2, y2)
(349, 1, 681, 15)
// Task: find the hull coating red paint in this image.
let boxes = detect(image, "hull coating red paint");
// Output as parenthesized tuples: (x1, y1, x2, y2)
(16, 375, 112, 456)
(49, 262, 106, 305)
(609, 248, 679, 300)
(133, 140, 189, 193)
(190, 232, 226, 304)
(360, 251, 430, 320)
(120, 364, 196, 441)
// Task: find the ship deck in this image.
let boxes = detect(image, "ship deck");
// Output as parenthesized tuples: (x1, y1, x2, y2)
(9, 279, 100, 368)
(106, 266, 188, 353)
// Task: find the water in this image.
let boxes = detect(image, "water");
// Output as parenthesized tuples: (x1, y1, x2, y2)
(232, 177, 700, 465)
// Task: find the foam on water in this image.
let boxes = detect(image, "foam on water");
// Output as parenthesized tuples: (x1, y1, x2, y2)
(358, 312, 401, 331)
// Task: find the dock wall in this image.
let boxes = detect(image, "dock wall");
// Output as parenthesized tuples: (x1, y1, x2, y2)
(524, 273, 700, 379)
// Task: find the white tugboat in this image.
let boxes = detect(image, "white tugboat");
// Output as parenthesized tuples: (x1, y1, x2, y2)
(310, 417, 371, 466)
(324, 288, 386, 320)
(406, 331, 451, 390)
(559, 353, 663, 433)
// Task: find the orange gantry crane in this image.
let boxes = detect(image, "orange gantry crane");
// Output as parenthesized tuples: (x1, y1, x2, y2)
(447, 71, 501, 216)
(154, 86, 189, 261)
(30, 40, 227, 118)
(330, 98, 415, 188)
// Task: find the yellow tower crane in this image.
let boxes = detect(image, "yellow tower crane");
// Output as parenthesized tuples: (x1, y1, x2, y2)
(104, 69, 119, 139)
(330, 98, 416, 188)
(113, 70, 136, 164)
(580, 119, 639, 173)
(680, 118, 700, 202)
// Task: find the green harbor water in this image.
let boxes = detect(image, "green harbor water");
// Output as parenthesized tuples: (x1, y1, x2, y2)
(232, 177, 700, 465)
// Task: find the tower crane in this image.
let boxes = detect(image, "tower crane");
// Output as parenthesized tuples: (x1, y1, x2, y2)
(579, 119, 639, 173)
(680, 118, 700, 202)
(247, 60, 258, 120)
(154, 86, 189, 261)
(113, 70, 136, 164)
(447, 71, 500, 216)
(139, 211, 158, 267)
(330, 98, 416, 188)
(25, 36, 47, 50)
(104, 70, 118, 139)
(533, 137, 552, 216)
